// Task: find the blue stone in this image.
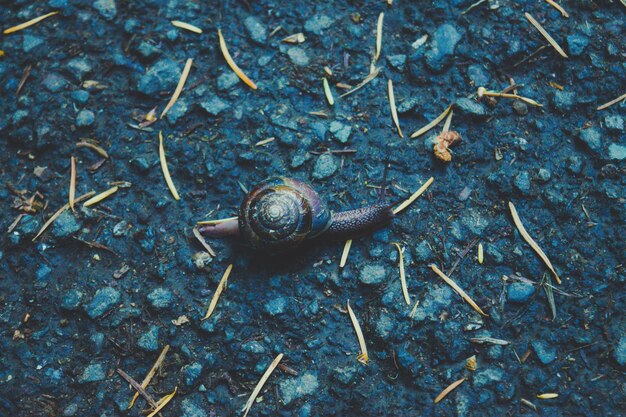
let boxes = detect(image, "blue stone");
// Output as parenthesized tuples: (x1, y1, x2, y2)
(76, 109, 95, 127)
(61, 289, 84, 310)
(567, 34, 589, 56)
(508, 282, 535, 303)
(137, 325, 159, 351)
(531, 340, 557, 365)
(147, 288, 173, 309)
(71, 90, 89, 104)
(264, 296, 288, 316)
(85, 287, 120, 319)
(78, 364, 105, 383)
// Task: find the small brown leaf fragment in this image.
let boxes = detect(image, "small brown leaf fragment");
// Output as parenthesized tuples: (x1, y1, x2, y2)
(465, 355, 477, 371)
(433, 131, 462, 162)
(282, 33, 305, 44)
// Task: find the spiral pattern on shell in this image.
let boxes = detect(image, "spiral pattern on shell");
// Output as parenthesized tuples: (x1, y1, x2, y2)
(238, 177, 331, 251)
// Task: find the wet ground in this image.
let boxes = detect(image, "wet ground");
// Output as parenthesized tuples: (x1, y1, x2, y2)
(1, 0, 625, 416)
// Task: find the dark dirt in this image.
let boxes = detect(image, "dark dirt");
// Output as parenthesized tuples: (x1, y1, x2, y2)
(1, 0, 625, 416)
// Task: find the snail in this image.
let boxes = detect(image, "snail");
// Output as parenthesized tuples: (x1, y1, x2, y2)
(199, 177, 394, 252)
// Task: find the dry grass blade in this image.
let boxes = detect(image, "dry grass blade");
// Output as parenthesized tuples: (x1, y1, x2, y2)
(470, 336, 510, 345)
(524, 13, 568, 58)
(147, 387, 177, 417)
(393, 177, 434, 215)
(159, 131, 181, 201)
(388, 79, 403, 138)
(128, 345, 170, 409)
(537, 393, 559, 399)
(192, 226, 216, 257)
(69, 156, 76, 211)
(33, 191, 95, 241)
(499, 93, 542, 107)
(442, 109, 453, 132)
(521, 398, 538, 411)
(509, 202, 561, 284)
(255, 137, 275, 147)
(392, 243, 410, 305)
(410, 105, 452, 138)
(117, 369, 159, 410)
(171, 20, 202, 33)
(434, 377, 466, 403)
(375, 13, 384, 61)
(3, 11, 59, 35)
(597, 92, 626, 110)
(430, 264, 488, 316)
(197, 216, 239, 226)
(242, 353, 283, 417)
(218, 29, 258, 90)
(76, 141, 109, 158)
(543, 273, 557, 320)
(339, 67, 381, 98)
(161, 58, 193, 119)
(544, 0, 569, 18)
(347, 301, 368, 364)
(339, 239, 352, 268)
(83, 186, 119, 207)
(478, 88, 543, 106)
(323, 78, 334, 106)
(202, 264, 233, 320)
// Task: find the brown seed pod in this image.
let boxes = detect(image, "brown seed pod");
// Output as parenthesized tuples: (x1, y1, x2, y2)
(433, 131, 462, 162)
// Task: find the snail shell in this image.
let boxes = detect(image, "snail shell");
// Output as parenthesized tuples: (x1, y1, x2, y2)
(198, 176, 395, 253)
(238, 177, 331, 251)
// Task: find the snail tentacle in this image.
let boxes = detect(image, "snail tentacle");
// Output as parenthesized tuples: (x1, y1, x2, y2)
(198, 218, 240, 238)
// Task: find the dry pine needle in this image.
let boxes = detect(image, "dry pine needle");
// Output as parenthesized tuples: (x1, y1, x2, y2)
(509, 202, 561, 284)
(434, 377, 466, 403)
(242, 353, 284, 417)
(158, 131, 181, 201)
(339, 239, 352, 268)
(347, 301, 369, 364)
(218, 29, 258, 90)
(430, 264, 488, 316)
(160, 58, 193, 119)
(202, 264, 233, 320)
(3, 11, 59, 35)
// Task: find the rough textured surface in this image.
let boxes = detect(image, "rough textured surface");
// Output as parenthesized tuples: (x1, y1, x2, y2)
(0, 1, 625, 417)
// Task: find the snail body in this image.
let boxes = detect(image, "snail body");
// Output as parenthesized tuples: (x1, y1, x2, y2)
(199, 176, 394, 252)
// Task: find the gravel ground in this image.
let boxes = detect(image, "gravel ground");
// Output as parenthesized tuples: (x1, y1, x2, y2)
(1, 1, 625, 416)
